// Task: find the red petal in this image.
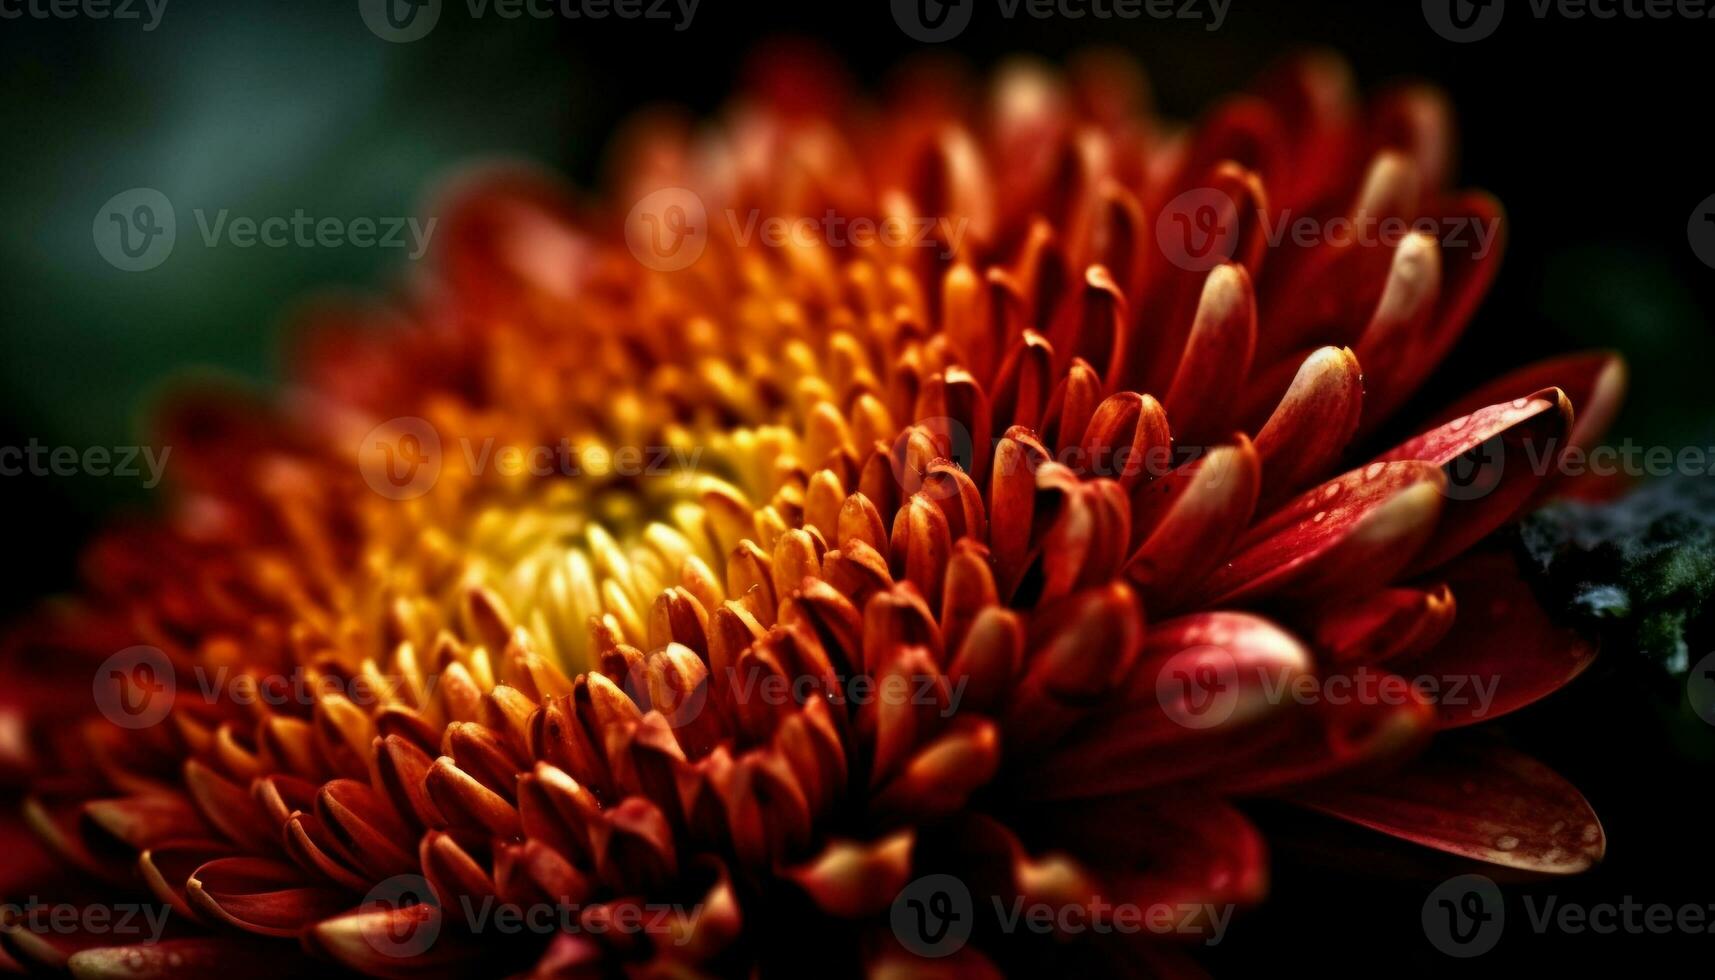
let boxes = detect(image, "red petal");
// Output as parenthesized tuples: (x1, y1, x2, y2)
(1192, 461, 1445, 606)
(1126, 439, 1261, 611)
(1307, 584, 1457, 666)
(1389, 551, 1597, 728)
(186, 856, 351, 937)
(1024, 612, 1312, 799)
(1377, 388, 1573, 574)
(1252, 346, 1364, 507)
(1431, 351, 1628, 500)
(1163, 264, 1257, 447)
(1300, 741, 1605, 873)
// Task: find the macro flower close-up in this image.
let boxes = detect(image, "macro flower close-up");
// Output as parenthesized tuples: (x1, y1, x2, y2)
(3, 4, 1712, 978)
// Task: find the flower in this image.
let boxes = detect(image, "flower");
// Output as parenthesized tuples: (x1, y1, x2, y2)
(0, 50, 1624, 976)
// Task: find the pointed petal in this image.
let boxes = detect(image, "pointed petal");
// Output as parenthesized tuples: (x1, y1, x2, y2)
(1388, 551, 1597, 727)
(1193, 461, 1446, 606)
(1163, 263, 1258, 448)
(1377, 388, 1573, 573)
(1252, 346, 1364, 507)
(1127, 438, 1261, 611)
(1301, 741, 1604, 873)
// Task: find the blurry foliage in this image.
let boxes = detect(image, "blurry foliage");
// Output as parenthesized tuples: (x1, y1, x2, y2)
(1519, 477, 1715, 678)
(0, 4, 581, 509)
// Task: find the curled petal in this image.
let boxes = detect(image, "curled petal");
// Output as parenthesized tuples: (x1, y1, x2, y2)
(186, 856, 350, 937)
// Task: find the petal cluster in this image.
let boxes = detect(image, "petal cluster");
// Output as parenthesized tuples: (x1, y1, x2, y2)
(0, 51, 1621, 976)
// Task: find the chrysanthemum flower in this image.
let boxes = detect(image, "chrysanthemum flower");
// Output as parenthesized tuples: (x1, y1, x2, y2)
(1, 50, 1624, 977)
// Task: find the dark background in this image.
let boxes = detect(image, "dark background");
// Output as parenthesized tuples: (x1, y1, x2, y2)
(2, 0, 1711, 975)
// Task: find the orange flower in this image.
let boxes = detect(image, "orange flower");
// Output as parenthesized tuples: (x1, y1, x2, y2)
(0, 51, 1624, 976)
